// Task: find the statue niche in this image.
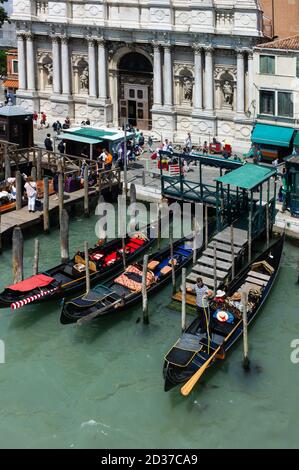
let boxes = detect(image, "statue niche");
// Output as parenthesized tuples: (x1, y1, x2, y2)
(37, 53, 53, 91)
(73, 57, 89, 95)
(179, 69, 193, 106)
(220, 72, 234, 110)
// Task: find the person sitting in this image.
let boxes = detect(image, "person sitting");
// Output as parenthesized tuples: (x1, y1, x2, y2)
(214, 289, 226, 304)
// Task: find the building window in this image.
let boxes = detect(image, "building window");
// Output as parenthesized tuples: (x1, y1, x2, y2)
(260, 90, 275, 115)
(278, 92, 293, 117)
(260, 55, 275, 75)
(12, 60, 18, 74)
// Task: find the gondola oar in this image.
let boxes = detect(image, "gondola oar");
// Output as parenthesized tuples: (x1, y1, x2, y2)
(181, 318, 243, 396)
(77, 295, 126, 326)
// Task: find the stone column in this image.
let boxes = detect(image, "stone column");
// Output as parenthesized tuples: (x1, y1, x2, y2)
(153, 44, 162, 106)
(52, 36, 61, 94)
(61, 36, 71, 95)
(26, 33, 36, 91)
(247, 52, 254, 114)
(237, 50, 245, 114)
(17, 33, 26, 90)
(193, 45, 203, 111)
(98, 39, 107, 100)
(88, 39, 97, 98)
(204, 46, 214, 111)
(163, 45, 173, 107)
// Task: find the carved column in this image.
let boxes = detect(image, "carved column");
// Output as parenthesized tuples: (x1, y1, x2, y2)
(204, 46, 214, 111)
(17, 33, 26, 90)
(98, 39, 107, 100)
(237, 50, 245, 114)
(25, 33, 36, 91)
(163, 45, 173, 107)
(153, 43, 162, 106)
(88, 39, 97, 98)
(193, 45, 203, 111)
(52, 36, 61, 94)
(247, 52, 254, 113)
(61, 36, 71, 95)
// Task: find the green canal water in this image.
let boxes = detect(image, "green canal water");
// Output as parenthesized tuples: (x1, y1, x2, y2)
(0, 213, 299, 449)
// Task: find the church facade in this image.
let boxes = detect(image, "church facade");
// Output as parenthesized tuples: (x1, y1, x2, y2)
(11, 0, 266, 146)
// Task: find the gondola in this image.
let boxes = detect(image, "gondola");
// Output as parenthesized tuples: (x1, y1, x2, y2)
(0, 225, 155, 310)
(60, 237, 196, 325)
(163, 235, 285, 394)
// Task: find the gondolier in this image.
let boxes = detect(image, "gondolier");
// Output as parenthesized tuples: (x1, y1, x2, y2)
(188, 277, 213, 334)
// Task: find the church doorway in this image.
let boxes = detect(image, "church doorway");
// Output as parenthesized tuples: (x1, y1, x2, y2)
(118, 52, 153, 130)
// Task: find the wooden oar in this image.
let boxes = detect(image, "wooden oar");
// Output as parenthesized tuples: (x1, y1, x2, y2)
(180, 319, 243, 396)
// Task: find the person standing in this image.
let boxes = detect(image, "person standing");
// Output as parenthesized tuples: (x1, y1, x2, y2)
(185, 133, 192, 154)
(24, 176, 37, 213)
(44, 133, 53, 152)
(187, 277, 213, 334)
(58, 139, 66, 154)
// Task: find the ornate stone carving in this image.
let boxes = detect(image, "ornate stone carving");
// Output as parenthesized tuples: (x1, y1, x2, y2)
(182, 76, 193, 101)
(79, 66, 89, 91)
(221, 80, 233, 105)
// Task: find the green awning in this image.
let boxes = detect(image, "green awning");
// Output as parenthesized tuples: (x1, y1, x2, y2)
(215, 163, 276, 190)
(60, 133, 102, 145)
(252, 124, 294, 148)
(294, 132, 299, 147)
(69, 127, 135, 142)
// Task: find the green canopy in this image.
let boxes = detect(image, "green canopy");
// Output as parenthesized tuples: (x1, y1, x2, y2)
(60, 133, 102, 145)
(215, 163, 276, 190)
(294, 132, 299, 147)
(252, 124, 294, 148)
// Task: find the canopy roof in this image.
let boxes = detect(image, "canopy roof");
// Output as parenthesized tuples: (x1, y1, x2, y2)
(293, 132, 299, 147)
(60, 133, 101, 145)
(63, 127, 134, 142)
(215, 163, 276, 190)
(251, 124, 294, 148)
(0, 104, 33, 116)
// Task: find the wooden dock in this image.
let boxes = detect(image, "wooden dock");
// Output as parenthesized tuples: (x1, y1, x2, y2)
(0, 187, 97, 238)
(173, 226, 248, 306)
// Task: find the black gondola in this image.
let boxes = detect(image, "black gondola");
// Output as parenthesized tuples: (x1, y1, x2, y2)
(60, 238, 196, 325)
(163, 235, 285, 394)
(0, 226, 155, 310)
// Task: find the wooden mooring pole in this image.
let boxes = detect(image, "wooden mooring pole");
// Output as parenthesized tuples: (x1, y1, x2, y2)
(266, 203, 270, 247)
(192, 216, 197, 266)
(84, 165, 89, 217)
(43, 177, 50, 233)
(37, 148, 42, 181)
(231, 224, 235, 280)
(205, 204, 208, 249)
(157, 203, 161, 250)
(0, 215, 2, 254)
(16, 171, 22, 211)
(12, 227, 24, 284)
(4, 144, 11, 180)
(58, 172, 64, 224)
(213, 241, 217, 292)
(60, 209, 69, 263)
(181, 267, 187, 332)
(248, 208, 252, 263)
(31, 166, 37, 182)
(33, 238, 40, 275)
(84, 241, 90, 294)
(242, 290, 250, 370)
(142, 254, 149, 324)
(170, 233, 176, 294)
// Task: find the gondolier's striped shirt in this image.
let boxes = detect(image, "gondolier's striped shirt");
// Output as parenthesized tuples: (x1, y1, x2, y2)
(194, 284, 209, 308)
